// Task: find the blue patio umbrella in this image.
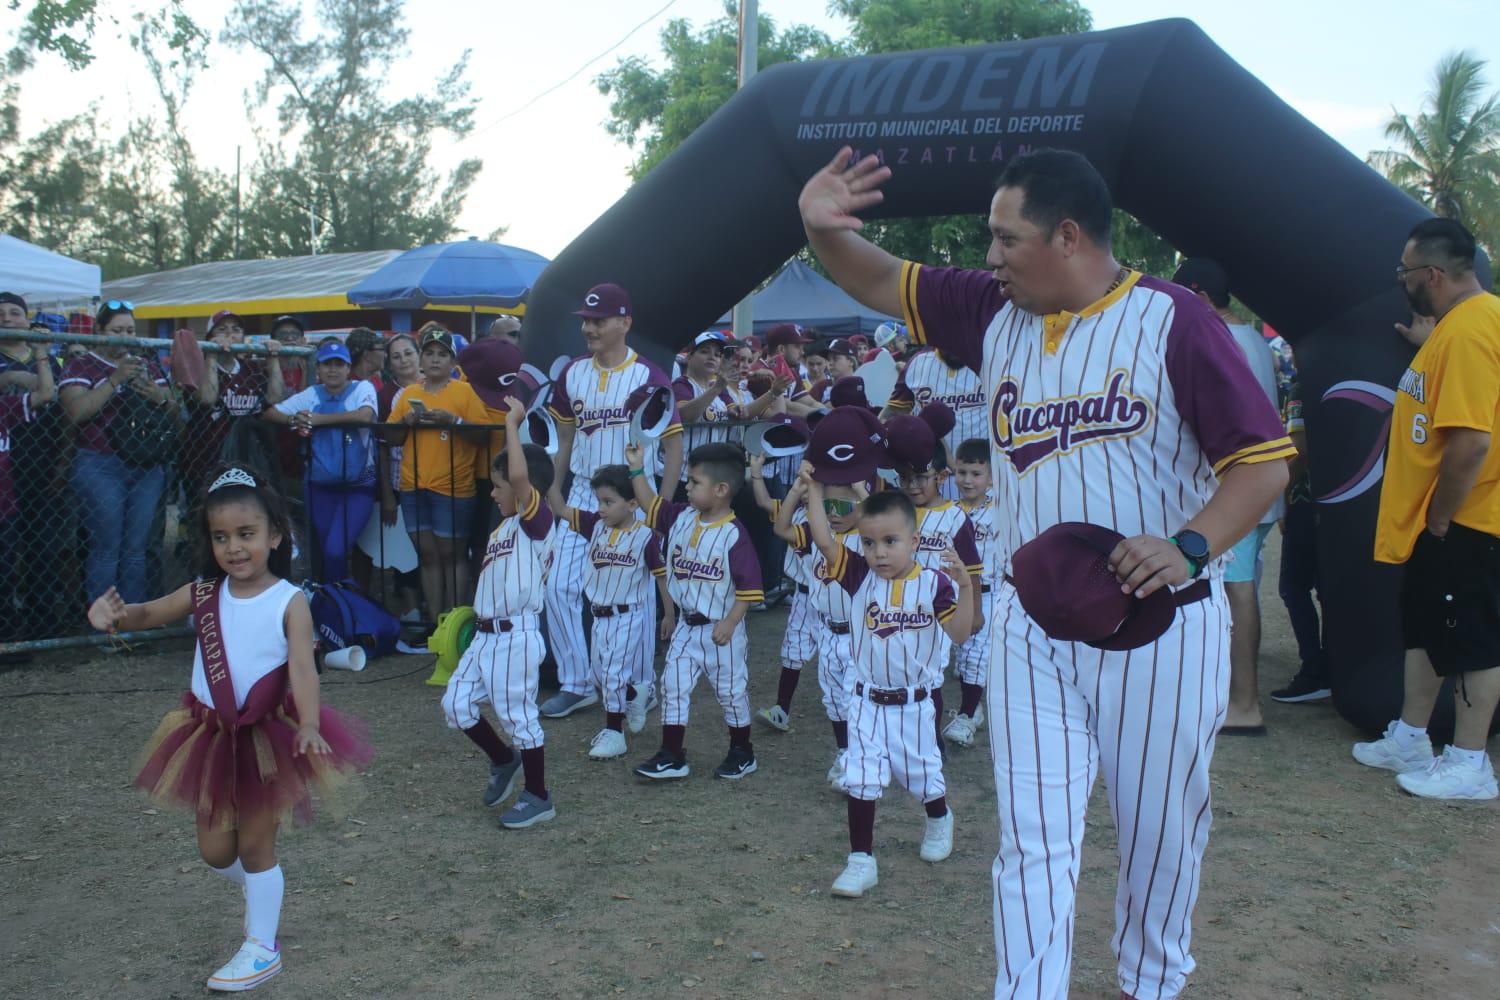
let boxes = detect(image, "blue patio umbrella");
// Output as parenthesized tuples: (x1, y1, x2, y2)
(346, 239, 551, 327)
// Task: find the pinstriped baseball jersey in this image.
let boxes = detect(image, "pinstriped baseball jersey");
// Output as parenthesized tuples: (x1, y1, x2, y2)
(548, 349, 682, 510)
(914, 502, 983, 577)
(565, 508, 665, 606)
(770, 499, 814, 587)
(645, 498, 763, 618)
(958, 494, 1003, 586)
(791, 525, 862, 621)
(824, 550, 957, 690)
(673, 375, 737, 482)
(899, 265, 1296, 575)
(887, 348, 988, 452)
(473, 490, 555, 620)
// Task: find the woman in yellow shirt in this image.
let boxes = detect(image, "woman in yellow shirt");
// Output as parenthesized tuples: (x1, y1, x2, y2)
(384, 327, 487, 632)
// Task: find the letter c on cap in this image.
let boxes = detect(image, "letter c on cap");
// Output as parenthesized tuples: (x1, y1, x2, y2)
(828, 444, 855, 462)
(585, 293, 600, 307)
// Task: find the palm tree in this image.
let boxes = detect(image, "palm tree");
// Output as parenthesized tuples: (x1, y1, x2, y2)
(1369, 51, 1500, 256)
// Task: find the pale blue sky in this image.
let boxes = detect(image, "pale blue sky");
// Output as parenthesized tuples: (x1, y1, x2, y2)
(4, 0, 1495, 258)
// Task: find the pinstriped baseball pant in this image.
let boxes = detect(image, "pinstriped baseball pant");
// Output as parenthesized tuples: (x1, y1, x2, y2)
(441, 629, 546, 751)
(779, 589, 821, 670)
(843, 691, 945, 804)
(545, 526, 591, 695)
(815, 623, 853, 723)
(987, 581, 1230, 1000)
(591, 608, 653, 714)
(660, 619, 749, 728)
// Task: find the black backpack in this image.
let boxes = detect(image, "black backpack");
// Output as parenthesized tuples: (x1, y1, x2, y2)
(106, 386, 179, 468)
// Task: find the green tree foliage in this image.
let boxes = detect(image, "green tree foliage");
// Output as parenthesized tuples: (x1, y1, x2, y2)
(1368, 50, 1500, 259)
(597, 4, 839, 180)
(222, 0, 482, 256)
(9, 0, 205, 70)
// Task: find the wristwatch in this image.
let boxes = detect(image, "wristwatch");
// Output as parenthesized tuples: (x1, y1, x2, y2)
(1170, 529, 1210, 579)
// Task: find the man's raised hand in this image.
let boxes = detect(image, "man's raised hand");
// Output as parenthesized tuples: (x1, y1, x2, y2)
(798, 147, 892, 233)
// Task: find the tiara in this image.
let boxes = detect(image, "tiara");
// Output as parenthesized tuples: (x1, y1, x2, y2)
(208, 468, 258, 493)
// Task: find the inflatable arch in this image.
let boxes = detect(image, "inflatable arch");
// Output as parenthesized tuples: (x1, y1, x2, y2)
(522, 18, 1494, 736)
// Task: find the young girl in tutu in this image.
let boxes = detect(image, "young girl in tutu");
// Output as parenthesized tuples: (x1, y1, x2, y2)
(88, 464, 370, 992)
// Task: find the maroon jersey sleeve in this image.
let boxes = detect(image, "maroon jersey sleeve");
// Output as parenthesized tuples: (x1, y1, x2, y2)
(820, 544, 870, 597)
(568, 508, 600, 537)
(1152, 278, 1297, 476)
(931, 572, 958, 624)
(644, 495, 684, 535)
(671, 375, 697, 404)
(952, 514, 982, 575)
(645, 531, 666, 577)
(547, 357, 583, 424)
(898, 261, 1008, 374)
(728, 522, 764, 602)
(518, 487, 554, 541)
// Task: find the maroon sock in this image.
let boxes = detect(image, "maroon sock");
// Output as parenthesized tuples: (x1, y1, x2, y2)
(930, 688, 945, 743)
(924, 795, 948, 819)
(847, 796, 876, 855)
(462, 719, 514, 766)
(959, 682, 984, 717)
(729, 725, 752, 750)
(606, 711, 625, 732)
(662, 724, 686, 755)
(520, 747, 546, 799)
(626, 684, 637, 701)
(831, 719, 848, 750)
(776, 667, 800, 712)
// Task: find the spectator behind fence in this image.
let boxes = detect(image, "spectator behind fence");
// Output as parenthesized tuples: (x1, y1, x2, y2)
(270, 315, 310, 392)
(187, 310, 286, 504)
(0, 294, 58, 645)
(1354, 218, 1500, 801)
(346, 326, 386, 391)
(59, 302, 177, 603)
(374, 332, 423, 620)
(382, 326, 488, 632)
(1171, 258, 1285, 733)
(263, 341, 378, 582)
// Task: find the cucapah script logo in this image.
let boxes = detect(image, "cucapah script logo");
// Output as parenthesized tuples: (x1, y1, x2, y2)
(574, 398, 633, 435)
(671, 546, 725, 583)
(991, 369, 1150, 474)
(915, 386, 986, 410)
(482, 534, 517, 569)
(864, 601, 935, 639)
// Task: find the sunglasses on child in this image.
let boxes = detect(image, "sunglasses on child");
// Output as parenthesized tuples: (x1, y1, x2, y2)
(822, 497, 857, 519)
(105, 300, 134, 311)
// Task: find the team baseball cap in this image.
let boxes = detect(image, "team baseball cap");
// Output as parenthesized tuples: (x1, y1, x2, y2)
(627, 384, 675, 444)
(316, 341, 352, 365)
(766, 323, 813, 348)
(687, 330, 730, 353)
(273, 314, 306, 335)
(420, 327, 457, 355)
(807, 405, 888, 484)
(884, 415, 938, 473)
(1170, 258, 1230, 302)
(1009, 522, 1184, 651)
(829, 374, 873, 410)
(457, 339, 525, 409)
(209, 309, 245, 331)
(873, 322, 906, 349)
(573, 283, 632, 319)
(744, 414, 811, 459)
(826, 338, 858, 359)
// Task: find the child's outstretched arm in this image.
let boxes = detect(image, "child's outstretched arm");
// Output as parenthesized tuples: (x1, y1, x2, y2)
(772, 473, 808, 545)
(503, 397, 536, 509)
(624, 442, 658, 508)
(747, 454, 776, 512)
(797, 463, 842, 564)
(284, 593, 331, 757)
(87, 584, 193, 634)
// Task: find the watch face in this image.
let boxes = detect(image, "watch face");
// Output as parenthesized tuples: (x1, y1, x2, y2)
(1178, 530, 1210, 560)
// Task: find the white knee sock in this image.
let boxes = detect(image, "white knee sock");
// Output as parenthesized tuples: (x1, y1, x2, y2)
(210, 858, 246, 885)
(243, 865, 285, 947)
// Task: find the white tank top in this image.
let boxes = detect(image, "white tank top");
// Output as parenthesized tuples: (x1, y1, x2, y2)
(190, 578, 300, 710)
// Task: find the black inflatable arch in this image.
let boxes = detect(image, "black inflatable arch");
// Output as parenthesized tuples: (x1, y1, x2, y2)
(523, 18, 1493, 736)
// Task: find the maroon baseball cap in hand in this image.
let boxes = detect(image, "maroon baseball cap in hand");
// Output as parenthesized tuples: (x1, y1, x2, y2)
(458, 339, 525, 410)
(1009, 522, 1181, 651)
(883, 414, 938, 473)
(766, 323, 813, 348)
(917, 400, 955, 443)
(573, 283, 632, 319)
(807, 405, 888, 484)
(626, 384, 675, 443)
(744, 413, 810, 458)
(829, 374, 873, 410)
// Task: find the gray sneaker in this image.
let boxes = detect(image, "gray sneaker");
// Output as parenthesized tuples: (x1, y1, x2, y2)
(484, 758, 521, 807)
(499, 789, 557, 829)
(540, 690, 599, 719)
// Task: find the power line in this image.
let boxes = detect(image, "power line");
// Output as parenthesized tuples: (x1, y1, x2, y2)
(462, 0, 682, 142)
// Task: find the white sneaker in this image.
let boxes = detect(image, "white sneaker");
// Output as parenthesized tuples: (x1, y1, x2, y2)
(919, 808, 955, 862)
(625, 684, 652, 735)
(1352, 722, 1435, 774)
(826, 752, 846, 789)
(207, 938, 281, 992)
(757, 705, 792, 732)
(942, 711, 979, 748)
(1396, 747, 1499, 800)
(588, 728, 628, 760)
(831, 852, 878, 897)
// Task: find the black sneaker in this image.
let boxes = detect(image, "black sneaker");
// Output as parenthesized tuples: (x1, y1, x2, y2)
(1270, 668, 1332, 704)
(634, 749, 690, 780)
(713, 745, 758, 780)
(484, 758, 521, 807)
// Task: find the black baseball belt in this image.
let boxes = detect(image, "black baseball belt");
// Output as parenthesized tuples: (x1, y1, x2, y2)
(591, 604, 635, 619)
(682, 612, 712, 627)
(855, 681, 927, 706)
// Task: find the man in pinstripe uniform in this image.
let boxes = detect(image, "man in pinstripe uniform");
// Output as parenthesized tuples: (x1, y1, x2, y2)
(801, 147, 1293, 999)
(544, 284, 683, 721)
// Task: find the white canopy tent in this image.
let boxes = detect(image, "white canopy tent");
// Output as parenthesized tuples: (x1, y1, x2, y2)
(0, 234, 102, 307)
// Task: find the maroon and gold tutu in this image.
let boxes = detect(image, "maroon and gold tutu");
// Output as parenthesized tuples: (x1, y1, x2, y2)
(134, 667, 372, 833)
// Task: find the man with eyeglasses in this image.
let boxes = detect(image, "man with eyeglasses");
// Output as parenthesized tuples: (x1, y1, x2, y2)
(1353, 217, 1500, 800)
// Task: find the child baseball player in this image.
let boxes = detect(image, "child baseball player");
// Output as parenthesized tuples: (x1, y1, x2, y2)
(626, 440, 764, 781)
(802, 473, 975, 898)
(945, 437, 1000, 748)
(548, 463, 674, 758)
(747, 452, 823, 733)
(441, 398, 559, 830)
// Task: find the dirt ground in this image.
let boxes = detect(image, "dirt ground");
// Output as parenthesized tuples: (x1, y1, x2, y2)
(4, 536, 1498, 1000)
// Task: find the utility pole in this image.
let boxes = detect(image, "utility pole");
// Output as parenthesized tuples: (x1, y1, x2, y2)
(233, 145, 242, 258)
(731, 0, 758, 342)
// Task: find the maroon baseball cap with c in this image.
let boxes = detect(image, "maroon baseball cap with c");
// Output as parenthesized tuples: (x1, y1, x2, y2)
(766, 323, 813, 348)
(573, 283, 632, 319)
